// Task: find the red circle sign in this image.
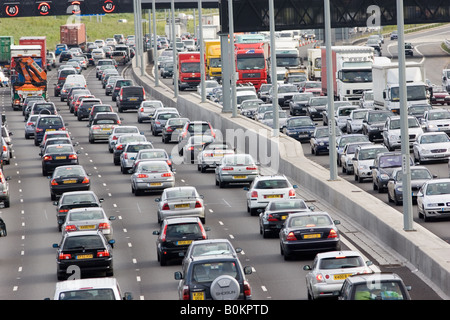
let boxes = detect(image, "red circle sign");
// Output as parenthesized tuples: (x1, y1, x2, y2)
(38, 2, 50, 15)
(102, 0, 115, 13)
(5, 5, 19, 17)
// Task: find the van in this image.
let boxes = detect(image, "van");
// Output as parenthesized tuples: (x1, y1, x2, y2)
(112, 79, 134, 101)
(65, 74, 87, 88)
(116, 86, 146, 112)
(55, 68, 77, 97)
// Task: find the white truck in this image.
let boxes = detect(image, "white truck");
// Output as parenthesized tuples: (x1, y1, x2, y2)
(307, 48, 321, 81)
(274, 40, 300, 74)
(372, 60, 428, 114)
(321, 46, 374, 104)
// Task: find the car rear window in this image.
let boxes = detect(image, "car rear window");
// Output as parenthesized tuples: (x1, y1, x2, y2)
(289, 214, 332, 228)
(68, 210, 104, 221)
(114, 127, 138, 134)
(165, 223, 202, 239)
(54, 167, 85, 177)
(58, 289, 116, 300)
(46, 145, 73, 154)
(116, 80, 133, 87)
(122, 87, 144, 96)
(38, 117, 63, 126)
(126, 144, 153, 153)
(269, 200, 307, 211)
(192, 261, 238, 283)
(137, 162, 168, 172)
(157, 113, 179, 120)
(64, 235, 104, 249)
(255, 179, 289, 189)
(319, 256, 365, 269)
(138, 150, 166, 159)
(188, 123, 211, 133)
(62, 194, 96, 205)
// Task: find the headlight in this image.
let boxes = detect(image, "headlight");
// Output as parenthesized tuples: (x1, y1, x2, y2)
(380, 173, 390, 180)
(309, 107, 317, 112)
(427, 124, 437, 129)
(395, 187, 403, 192)
(319, 142, 325, 146)
(421, 149, 430, 154)
(358, 165, 369, 170)
(426, 203, 440, 208)
(389, 134, 399, 140)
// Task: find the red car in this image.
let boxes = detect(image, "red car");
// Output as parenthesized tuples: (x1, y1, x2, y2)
(431, 86, 450, 105)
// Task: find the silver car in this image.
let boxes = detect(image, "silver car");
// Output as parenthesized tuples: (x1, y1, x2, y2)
(25, 114, 39, 139)
(259, 110, 288, 130)
(108, 126, 141, 153)
(62, 207, 116, 240)
(119, 142, 154, 173)
(215, 154, 259, 188)
(131, 148, 172, 171)
(88, 112, 121, 143)
(197, 142, 235, 173)
(155, 186, 205, 224)
(131, 160, 175, 196)
(137, 100, 164, 123)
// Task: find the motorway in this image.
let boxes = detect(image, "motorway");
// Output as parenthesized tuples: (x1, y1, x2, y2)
(0, 26, 447, 302)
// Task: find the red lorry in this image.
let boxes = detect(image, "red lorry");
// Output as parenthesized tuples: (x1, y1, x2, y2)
(177, 52, 202, 91)
(18, 36, 46, 70)
(60, 23, 87, 51)
(234, 42, 269, 91)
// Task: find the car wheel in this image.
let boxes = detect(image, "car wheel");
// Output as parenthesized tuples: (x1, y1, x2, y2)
(159, 252, 167, 266)
(219, 180, 227, 188)
(3, 198, 10, 208)
(51, 193, 56, 201)
(394, 194, 402, 206)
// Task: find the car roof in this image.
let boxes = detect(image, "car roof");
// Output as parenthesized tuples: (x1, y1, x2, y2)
(345, 272, 403, 283)
(254, 174, 287, 181)
(315, 250, 364, 259)
(164, 216, 201, 224)
(55, 277, 118, 291)
(64, 230, 104, 237)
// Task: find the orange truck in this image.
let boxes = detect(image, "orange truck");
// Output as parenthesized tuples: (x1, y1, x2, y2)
(177, 52, 203, 91)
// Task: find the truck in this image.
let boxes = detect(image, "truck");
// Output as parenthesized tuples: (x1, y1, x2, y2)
(60, 23, 87, 51)
(9, 45, 47, 110)
(0, 36, 14, 74)
(372, 60, 428, 114)
(198, 25, 219, 41)
(19, 36, 46, 70)
(234, 42, 269, 91)
(307, 48, 321, 81)
(204, 40, 221, 81)
(321, 46, 374, 104)
(178, 51, 203, 91)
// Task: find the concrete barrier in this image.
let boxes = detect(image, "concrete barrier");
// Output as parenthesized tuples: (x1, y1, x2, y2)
(131, 57, 450, 298)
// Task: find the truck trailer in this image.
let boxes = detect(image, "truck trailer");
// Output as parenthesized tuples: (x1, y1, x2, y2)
(18, 36, 46, 70)
(60, 23, 87, 51)
(204, 40, 221, 81)
(0, 36, 14, 74)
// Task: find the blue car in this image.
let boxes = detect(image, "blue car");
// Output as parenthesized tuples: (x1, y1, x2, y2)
(309, 125, 342, 155)
(283, 116, 317, 142)
(55, 44, 68, 56)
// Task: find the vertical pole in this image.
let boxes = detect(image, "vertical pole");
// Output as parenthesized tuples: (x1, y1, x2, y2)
(138, 0, 144, 76)
(198, 0, 206, 102)
(269, 0, 278, 137)
(152, 0, 159, 86)
(171, 0, 178, 97)
(228, 0, 237, 117)
(133, 0, 139, 69)
(221, 34, 231, 113)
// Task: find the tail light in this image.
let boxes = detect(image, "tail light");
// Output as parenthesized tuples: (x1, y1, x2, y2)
(267, 214, 277, 222)
(59, 253, 72, 260)
(166, 127, 173, 132)
(139, 107, 144, 112)
(112, 135, 118, 140)
(43, 155, 52, 161)
(315, 274, 325, 283)
(50, 179, 58, 186)
(289, 189, 296, 197)
(243, 281, 252, 298)
(64, 225, 77, 232)
(162, 203, 170, 210)
(137, 174, 148, 178)
(199, 223, 207, 239)
(246, 166, 257, 170)
(161, 224, 168, 241)
(98, 223, 110, 230)
(97, 250, 110, 257)
(36, 128, 43, 133)
(68, 154, 78, 160)
(92, 126, 101, 130)
(82, 177, 89, 184)
(222, 167, 234, 171)
(2, 146, 6, 152)
(187, 146, 194, 151)
(161, 172, 173, 177)
(166, 160, 172, 166)
(59, 209, 69, 214)
(142, 88, 146, 100)
(286, 231, 297, 241)
(328, 229, 338, 238)
(123, 153, 128, 159)
(116, 144, 123, 150)
(181, 285, 190, 300)
(26, 122, 34, 126)
(195, 201, 202, 208)
(250, 191, 258, 198)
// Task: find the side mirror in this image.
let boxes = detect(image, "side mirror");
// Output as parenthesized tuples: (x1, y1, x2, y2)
(243, 266, 253, 275)
(243, 187, 249, 191)
(174, 271, 183, 280)
(109, 216, 116, 221)
(152, 230, 160, 235)
(52, 243, 59, 248)
(303, 265, 312, 271)
(334, 220, 341, 225)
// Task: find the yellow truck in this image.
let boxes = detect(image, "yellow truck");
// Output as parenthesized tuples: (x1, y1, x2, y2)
(204, 40, 222, 81)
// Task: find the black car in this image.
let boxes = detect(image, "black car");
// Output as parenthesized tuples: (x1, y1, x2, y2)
(39, 137, 74, 156)
(27, 101, 58, 120)
(362, 110, 393, 142)
(52, 230, 115, 280)
(53, 190, 104, 231)
(34, 115, 67, 146)
(49, 165, 91, 200)
(59, 51, 73, 63)
(77, 98, 102, 121)
(289, 93, 314, 116)
(116, 86, 146, 113)
(41, 144, 80, 176)
(162, 117, 189, 144)
(306, 96, 328, 120)
(111, 79, 134, 101)
(279, 211, 341, 260)
(283, 116, 317, 141)
(370, 151, 414, 193)
(153, 217, 209, 266)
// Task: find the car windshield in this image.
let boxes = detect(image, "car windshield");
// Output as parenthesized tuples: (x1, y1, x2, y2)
(62, 194, 96, 205)
(278, 85, 298, 93)
(289, 214, 332, 227)
(395, 169, 432, 182)
(420, 134, 450, 144)
(358, 148, 387, 160)
(292, 94, 312, 102)
(338, 136, 368, 148)
(269, 200, 307, 211)
(54, 167, 85, 177)
(241, 101, 261, 109)
(192, 261, 239, 283)
(46, 145, 73, 154)
(353, 281, 406, 300)
(368, 112, 391, 123)
(68, 210, 104, 221)
(309, 97, 328, 106)
(319, 256, 365, 269)
(288, 118, 314, 127)
(64, 235, 104, 250)
(428, 111, 450, 120)
(426, 182, 450, 195)
(352, 111, 368, 119)
(389, 118, 419, 129)
(255, 179, 289, 189)
(137, 162, 168, 172)
(379, 155, 402, 168)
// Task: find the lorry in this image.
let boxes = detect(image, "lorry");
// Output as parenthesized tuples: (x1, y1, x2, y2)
(177, 51, 202, 91)
(372, 60, 428, 114)
(198, 25, 220, 41)
(204, 40, 221, 81)
(307, 48, 321, 81)
(9, 45, 47, 110)
(321, 46, 374, 104)
(0, 36, 14, 74)
(60, 23, 87, 51)
(19, 36, 46, 70)
(234, 42, 269, 91)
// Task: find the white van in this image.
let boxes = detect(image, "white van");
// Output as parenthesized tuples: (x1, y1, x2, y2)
(65, 74, 87, 88)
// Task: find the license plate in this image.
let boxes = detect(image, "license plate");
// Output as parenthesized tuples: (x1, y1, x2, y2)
(76, 254, 93, 259)
(303, 233, 321, 239)
(265, 194, 282, 198)
(281, 215, 287, 220)
(214, 154, 224, 157)
(150, 182, 162, 186)
(55, 156, 66, 160)
(177, 240, 192, 245)
(233, 175, 247, 179)
(79, 225, 96, 230)
(333, 273, 352, 280)
(46, 129, 56, 131)
(129, 98, 138, 101)
(102, 128, 111, 131)
(192, 291, 205, 300)
(175, 204, 190, 208)
(63, 180, 77, 184)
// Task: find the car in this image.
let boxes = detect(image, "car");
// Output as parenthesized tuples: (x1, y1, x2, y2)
(322, 102, 355, 128)
(28, 101, 58, 119)
(131, 160, 175, 195)
(244, 175, 298, 216)
(181, 135, 216, 164)
(303, 250, 374, 300)
(253, 104, 274, 122)
(113, 133, 147, 165)
(306, 96, 328, 120)
(41, 144, 80, 176)
(371, 152, 414, 193)
(71, 94, 95, 114)
(174, 251, 252, 300)
(130, 148, 172, 172)
(48, 165, 91, 200)
(182, 239, 242, 268)
(160, 61, 174, 78)
(67, 88, 90, 108)
(155, 186, 205, 223)
(417, 178, 450, 221)
(153, 217, 208, 266)
(62, 207, 115, 240)
(404, 42, 414, 56)
(387, 166, 434, 205)
(283, 116, 316, 141)
(88, 112, 122, 143)
(279, 211, 341, 260)
(299, 81, 322, 95)
(111, 50, 128, 65)
(66, 60, 82, 74)
(239, 99, 263, 119)
(338, 273, 411, 300)
(382, 115, 423, 151)
(22, 95, 45, 115)
(362, 110, 393, 142)
(40, 137, 75, 157)
(215, 154, 259, 188)
(289, 92, 314, 116)
(430, 86, 450, 105)
(352, 144, 388, 182)
(88, 104, 114, 125)
(162, 117, 189, 144)
(111, 78, 134, 102)
(259, 110, 288, 130)
(101, 69, 119, 88)
(50, 277, 132, 300)
(40, 130, 71, 148)
(77, 98, 102, 121)
(420, 108, 450, 135)
(108, 126, 142, 153)
(52, 230, 115, 280)
(137, 100, 164, 123)
(257, 83, 272, 102)
(408, 103, 432, 120)
(105, 76, 123, 96)
(150, 108, 180, 136)
(259, 199, 314, 238)
(412, 132, 450, 164)
(95, 59, 115, 77)
(0, 137, 10, 165)
(197, 80, 220, 98)
(335, 134, 370, 167)
(267, 84, 298, 108)
(54, 190, 104, 231)
(55, 44, 69, 56)
(34, 115, 67, 146)
(119, 141, 154, 173)
(359, 90, 374, 109)
(116, 85, 146, 113)
(59, 51, 73, 62)
(390, 30, 398, 40)
(97, 65, 116, 81)
(366, 37, 382, 55)
(0, 169, 11, 208)
(309, 126, 343, 156)
(197, 141, 235, 173)
(346, 109, 369, 134)
(178, 120, 216, 151)
(92, 48, 106, 60)
(340, 141, 373, 175)
(24, 114, 39, 139)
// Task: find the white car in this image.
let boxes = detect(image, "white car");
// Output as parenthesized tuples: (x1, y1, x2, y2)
(303, 250, 374, 300)
(155, 186, 205, 223)
(107, 126, 141, 153)
(0, 71, 9, 87)
(244, 175, 298, 216)
(259, 110, 288, 130)
(420, 108, 450, 135)
(197, 141, 235, 173)
(92, 49, 106, 60)
(346, 109, 369, 134)
(417, 179, 450, 222)
(340, 141, 372, 175)
(352, 144, 388, 183)
(50, 278, 132, 300)
(413, 132, 450, 164)
(382, 115, 423, 151)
